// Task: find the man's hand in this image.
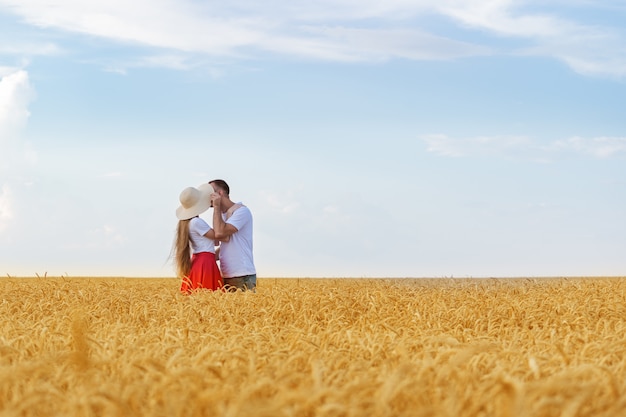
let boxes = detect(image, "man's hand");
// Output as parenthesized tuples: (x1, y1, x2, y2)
(210, 192, 221, 208)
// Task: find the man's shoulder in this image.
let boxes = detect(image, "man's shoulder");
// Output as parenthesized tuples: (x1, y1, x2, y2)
(228, 203, 252, 224)
(234, 203, 252, 215)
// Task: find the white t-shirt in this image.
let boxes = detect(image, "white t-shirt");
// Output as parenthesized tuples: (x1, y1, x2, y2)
(189, 216, 215, 254)
(219, 203, 256, 278)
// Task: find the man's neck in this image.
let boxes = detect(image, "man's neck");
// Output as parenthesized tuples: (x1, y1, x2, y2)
(220, 198, 235, 213)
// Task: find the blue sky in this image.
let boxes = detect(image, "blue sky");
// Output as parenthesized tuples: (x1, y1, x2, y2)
(1, 0, 625, 278)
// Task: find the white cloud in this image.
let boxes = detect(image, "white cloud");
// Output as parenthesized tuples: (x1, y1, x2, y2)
(421, 134, 531, 158)
(0, 68, 37, 178)
(0, 0, 492, 65)
(440, 0, 569, 38)
(0, 69, 35, 141)
(549, 136, 626, 158)
(260, 189, 301, 214)
(291, 26, 492, 62)
(101, 54, 226, 76)
(0, 69, 36, 236)
(0, 184, 13, 233)
(421, 134, 464, 157)
(422, 134, 626, 159)
(0, 0, 267, 54)
(438, 0, 626, 78)
(0, 41, 62, 56)
(224, 0, 431, 21)
(1, 0, 624, 76)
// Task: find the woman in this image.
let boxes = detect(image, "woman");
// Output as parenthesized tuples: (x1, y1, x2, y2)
(173, 183, 225, 293)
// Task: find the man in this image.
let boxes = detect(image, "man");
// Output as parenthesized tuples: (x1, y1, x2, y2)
(209, 179, 256, 291)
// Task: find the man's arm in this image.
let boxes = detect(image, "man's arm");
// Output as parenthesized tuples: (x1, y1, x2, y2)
(201, 229, 230, 242)
(212, 194, 239, 240)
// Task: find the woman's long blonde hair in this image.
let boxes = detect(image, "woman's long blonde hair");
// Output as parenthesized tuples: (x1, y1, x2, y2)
(173, 219, 192, 279)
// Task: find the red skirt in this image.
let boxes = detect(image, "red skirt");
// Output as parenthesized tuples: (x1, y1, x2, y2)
(180, 252, 223, 293)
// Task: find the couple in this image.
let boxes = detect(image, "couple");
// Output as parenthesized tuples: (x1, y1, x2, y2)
(173, 179, 256, 293)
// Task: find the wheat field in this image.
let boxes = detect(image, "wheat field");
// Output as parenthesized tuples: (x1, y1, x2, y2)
(1, 277, 625, 417)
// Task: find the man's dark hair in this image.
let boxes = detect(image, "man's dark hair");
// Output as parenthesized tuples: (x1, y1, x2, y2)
(209, 179, 230, 196)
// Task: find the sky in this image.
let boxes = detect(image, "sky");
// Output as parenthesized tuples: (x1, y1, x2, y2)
(1, 0, 625, 278)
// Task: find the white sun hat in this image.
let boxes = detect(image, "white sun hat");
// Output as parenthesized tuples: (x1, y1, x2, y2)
(175, 183, 215, 220)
